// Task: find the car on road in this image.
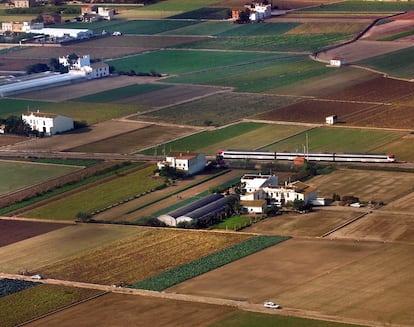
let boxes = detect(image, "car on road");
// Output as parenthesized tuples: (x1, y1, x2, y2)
(31, 274, 43, 280)
(263, 301, 280, 309)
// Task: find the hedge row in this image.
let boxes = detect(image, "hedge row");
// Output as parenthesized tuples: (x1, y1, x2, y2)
(0, 279, 39, 298)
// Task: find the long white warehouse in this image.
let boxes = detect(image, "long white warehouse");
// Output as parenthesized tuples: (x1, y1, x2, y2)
(28, 27, 93, 39)
(0, 72, 86, 97)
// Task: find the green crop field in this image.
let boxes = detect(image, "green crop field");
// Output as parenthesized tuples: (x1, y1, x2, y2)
(0, 284, 101, 327)
(300, 1, 414, 13)
(161, 21, 236, 36)
(173, 34, 352, 52)
(263, 127, 405, 154)
(168, 6, 229, 19)
(0, 99, 50, 118)
(356, 47, 414, 79)
(0, 161, 79, 196)
(64, 19, 201, 35)
(70, 84, 170, 103)
(217, 22, 300, 36)
(136, 92, 297, 127)
(139, 0, 220, 12)
(210, 311, 363, 327)
(140, 122, 263, 155)
(107, 49, 280, 75)
(24, 165, 165, 220)
(165, 55, 329, 93)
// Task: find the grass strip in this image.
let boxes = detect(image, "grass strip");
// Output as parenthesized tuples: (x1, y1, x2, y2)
(131, 235, 290, 291)
(0, 162, 142, 215)
(126, 169, 231, 215)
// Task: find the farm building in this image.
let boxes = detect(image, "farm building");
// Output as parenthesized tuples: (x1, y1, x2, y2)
(158, 193, 231, 226)
(240, 199, 267, 214)
(157, 152, 206, 175)
(330, 57, 345, 67)
(326, 115, 338, 125)
(241, 174, 278, 193)
(59, 54, 110, 79)
(81, 5, 115, 21)
(40, 12, 62, 25)
(22, 111, 74, 136)
(263, 181, 317, 207)
(249, 2, 272, 22)
(0, 72, 86, 97)
(13, 0, 36, 8)
(28, 26, 93, 39)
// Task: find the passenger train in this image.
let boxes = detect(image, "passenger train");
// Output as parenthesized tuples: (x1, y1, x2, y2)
(217, 150, 395, 163)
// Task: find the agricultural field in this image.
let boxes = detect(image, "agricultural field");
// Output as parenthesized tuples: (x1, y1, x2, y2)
(252, 99, 372, 125)
(299, 0, 414, 13)
(16, 75, 154, 102)
(0, 219, 67, 247)
(382, 189, 414, 212)
(0, 134, 28, 147)
(309, 168, 414, 204)
(28, 293, 236, 327)
(38, 228, 251, 285)
(165, 55, 331, 93)
(285, 22, 367, 35)
(22, 165, 164, 220)
(135, 93, 298, 127)
(0, 284, 101, 327)
(263, 127, 405, 154)
(173, 34, 354, 52)
(71, 83, 170, 103)
(106, 49, 280, 75)
(67, 124, 197, 154)
(243, 208, 362, 237)
(330, 211, 414, 243)
(0, 224, 140, 274)
(0, 160, 80, 196)
(160, 21, 237, 36)
(167, 238, 414, 326)
(356, 46, 414, 79)
(0, 99, 50, 118)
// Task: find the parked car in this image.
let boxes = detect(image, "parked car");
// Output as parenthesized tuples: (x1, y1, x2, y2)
(263, 301, 280, 309)
(31, 274, 43, 280)
(112, 31, 122, 36)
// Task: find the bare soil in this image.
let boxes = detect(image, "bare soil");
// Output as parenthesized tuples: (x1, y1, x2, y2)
(243, 208, 361, 237)
(362, 19, 414, 41)
(317, 39, 412, 63)
(167, 238, 414, 326)
(27, 293, 236, 327)
(15, 75, 155, 102)
(0, 219, 67, 247)
(0, 135, 28, 147)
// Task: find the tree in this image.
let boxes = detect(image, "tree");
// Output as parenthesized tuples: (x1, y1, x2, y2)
(237, 8, 250, 24)
(26, 63, 49, 74)
(49, 58, 68, 73)
(4, 116, 31, 136)
(67, 53, 79, 68)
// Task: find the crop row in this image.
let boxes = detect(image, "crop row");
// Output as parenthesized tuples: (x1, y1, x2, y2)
(131, 235, 290, 291)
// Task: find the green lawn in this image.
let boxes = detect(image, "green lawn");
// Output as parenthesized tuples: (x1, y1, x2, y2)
(24, 165, 165, 220)
(70, 84, 171, 103)
(0, 161, 79, 196)
(209, 311, 363, 327)
(356, 47, 414, 79)
(106, 49, 280, 75)
(212, 216, 252, 231)
(263, 127, 405, 154)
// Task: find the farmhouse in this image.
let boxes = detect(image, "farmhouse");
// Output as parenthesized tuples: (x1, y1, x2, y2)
(241, 173, 278, 193)
(157, 152, 206, 175)
(158, 193, 231, 226)
(330, 57, 345, 67)
(22, 111, 74, 136)
(59, 54, 110, 79)
(263, 181, 317, 207)
(249, 2, 272, 22)
(80, 5, 115, 21)
(13, 0, 36, 8)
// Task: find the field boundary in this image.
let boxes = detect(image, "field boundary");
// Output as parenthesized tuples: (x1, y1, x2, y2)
(320, 211, 370, 238)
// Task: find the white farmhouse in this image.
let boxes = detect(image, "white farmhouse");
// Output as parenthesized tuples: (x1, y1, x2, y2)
(59, 54, 110, 79)
(22, 111, 74, 136)
(263, 181, 317, 207)
(157, 152, 206, 175)
(249, 2, 272, 22)
(241, 173, 278, 193)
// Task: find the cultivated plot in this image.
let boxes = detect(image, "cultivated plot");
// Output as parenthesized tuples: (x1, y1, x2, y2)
(310, 168, 414, 203)
(330, 211, 414, 243)
(28, 293, 236, 327)
(0, 224, 140, 274)
(38, 228, 251, 285)
(0, 161, 79, 196)
(243, 208, 361, 237)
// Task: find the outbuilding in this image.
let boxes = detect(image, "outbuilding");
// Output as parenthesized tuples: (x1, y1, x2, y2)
(158, 152, 206, 175)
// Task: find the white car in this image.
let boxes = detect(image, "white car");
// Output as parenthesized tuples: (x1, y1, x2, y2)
(263, 301, 280, 309)
(31, 274, 43, 280)
(112, 31, 122, 36)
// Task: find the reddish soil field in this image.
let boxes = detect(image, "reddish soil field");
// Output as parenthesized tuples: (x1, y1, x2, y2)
(362, 19, 414, 40)
(0, 219, 67, 247)
(323, 76, 414, 102)
(394, 11, 414, 20)
(116, 84, 229, 108)
(28, 293, 236, 327)
(0, 58, 49, 72)
(251, 99, 371, 124)
(0, 135, 28, 147)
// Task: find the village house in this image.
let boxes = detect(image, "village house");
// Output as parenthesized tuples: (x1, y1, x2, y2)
(13, 0, 36, 8)
(157, 152, 206, 175)
(59, 54, 110, 79)
(22, 111, 74, 136)
(80, 5, 115, 21)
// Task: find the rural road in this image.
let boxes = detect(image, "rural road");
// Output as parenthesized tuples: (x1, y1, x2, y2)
(1, 273, 407, 327)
